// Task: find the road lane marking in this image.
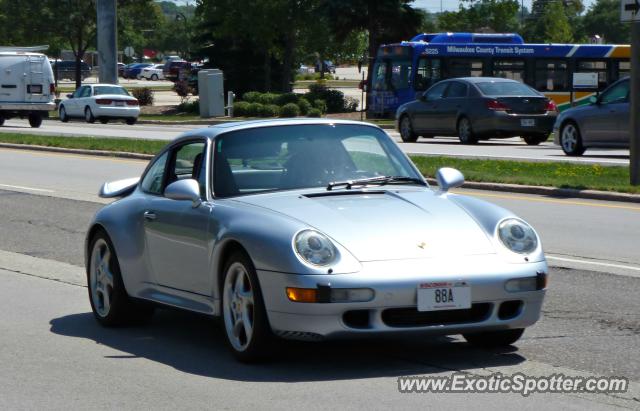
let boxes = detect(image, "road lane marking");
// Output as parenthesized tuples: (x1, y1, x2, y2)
(406, 151, 628, 165)
(458, 190, 640, 212)
(0, 183, 54, 193)
(547, 255, 640, 273)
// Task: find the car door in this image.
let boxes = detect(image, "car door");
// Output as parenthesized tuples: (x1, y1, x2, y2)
(582, 80, 629, 144)
(66, 86, 87, 116)
(439, 81, 468, 134)
(142, 139, 214, 295)
(413, 81, 449, 133)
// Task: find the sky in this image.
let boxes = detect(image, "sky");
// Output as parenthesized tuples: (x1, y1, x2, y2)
(414, 0, 596, 13)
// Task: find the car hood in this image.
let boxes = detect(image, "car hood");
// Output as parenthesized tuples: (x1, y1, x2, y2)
(232, 189, 495, 262)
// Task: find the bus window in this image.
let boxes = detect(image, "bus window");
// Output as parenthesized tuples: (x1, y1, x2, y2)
(415, 57, 441, 91)
(615, 60, 630, 81)
(535, 60, 568, 91)
(448, 59, 483, 77)
(577, 60, 608, 88)
(493, 59, 525, 82)
(390, 59, 412, 90)
(372, 61, 389, 91)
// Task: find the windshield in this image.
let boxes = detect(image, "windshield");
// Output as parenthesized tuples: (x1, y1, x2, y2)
(93, 86, 129, 96)
(476, 82, 539, 97)
(214, 124, 422, 197)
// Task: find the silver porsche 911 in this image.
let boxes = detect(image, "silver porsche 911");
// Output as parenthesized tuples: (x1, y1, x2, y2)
(85, 119, 547, 361)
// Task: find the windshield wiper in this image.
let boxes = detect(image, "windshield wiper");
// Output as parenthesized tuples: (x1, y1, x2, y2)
(326, 176, 426, 191)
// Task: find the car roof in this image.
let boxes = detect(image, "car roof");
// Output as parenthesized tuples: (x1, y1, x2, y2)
(175, 118, 383, 141)
(446, 77, 520, 84)
(88, 83, 126, 88)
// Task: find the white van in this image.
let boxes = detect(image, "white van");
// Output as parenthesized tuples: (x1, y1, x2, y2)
(0, 46, 56, 128)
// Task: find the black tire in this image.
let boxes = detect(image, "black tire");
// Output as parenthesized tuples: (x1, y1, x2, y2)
(457, 117, 477, 144)
(0, 116, 5, 126)
(85, 107, 95, 123)
(59, 106, 69, 123)
(100, 118, 109, 124)
(399, 115, 418, 143)
(523, 134, 548, 146)
(151, 74, 158, 81)
(125, 118, 137, 125)
(87, 230, 154, 326)
(560, 121, 586, 156)
(463, 328, 525, 348)
(28, 113, 43, 128)
(221, 251, 272, 362)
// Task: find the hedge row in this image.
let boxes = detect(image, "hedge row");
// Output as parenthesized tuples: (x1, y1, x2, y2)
(233, 100, 322, 118)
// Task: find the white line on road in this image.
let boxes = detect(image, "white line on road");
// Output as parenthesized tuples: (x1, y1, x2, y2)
(404, 151, 628, 165)
(0, 183, 54, 193)
(547, 254, 640, 277)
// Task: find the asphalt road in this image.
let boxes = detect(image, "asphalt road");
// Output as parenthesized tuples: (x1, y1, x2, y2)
(0, 119, 630, 166)
(0, 188, 638, 409)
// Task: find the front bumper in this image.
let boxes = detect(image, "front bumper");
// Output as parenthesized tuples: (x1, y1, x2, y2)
(257, 255, 547, 340)
(473, 111, 557, 137)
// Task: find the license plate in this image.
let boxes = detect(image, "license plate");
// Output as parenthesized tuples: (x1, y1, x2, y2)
(27, 84, 42, 94)
(521, 119, 535, 127)
(115, 101, 125, 107)
(417, 281, 471, 311)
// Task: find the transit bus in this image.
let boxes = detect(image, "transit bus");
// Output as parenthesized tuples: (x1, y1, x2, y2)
(367, 32, 630, 117)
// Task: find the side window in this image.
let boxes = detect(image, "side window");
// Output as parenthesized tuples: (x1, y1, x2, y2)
(415, 57, 442, 91)
(73, 86, 86, 98)
(600, 80, 629, 105)
(425, 82, 448, 101)
(81, 87, 91, 98)
(140, 151, 169, 195)
(167, 142, 207, 197)
(444, 81, 467, 98)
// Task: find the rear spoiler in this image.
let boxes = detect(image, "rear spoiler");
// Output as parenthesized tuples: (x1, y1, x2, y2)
(99, 177, 140, 198)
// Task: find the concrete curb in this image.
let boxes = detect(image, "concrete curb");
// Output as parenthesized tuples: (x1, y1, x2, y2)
(1, 143, 638, 204)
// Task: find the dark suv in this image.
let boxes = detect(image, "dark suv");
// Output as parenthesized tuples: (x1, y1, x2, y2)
(163, 60, 192, 82)
(52, 60, 91, 81)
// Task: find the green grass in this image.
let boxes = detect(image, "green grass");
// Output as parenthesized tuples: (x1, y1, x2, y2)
(410, 156, 640, 194)
(0, 132, 636, 194)
(0, 133, 166, 155)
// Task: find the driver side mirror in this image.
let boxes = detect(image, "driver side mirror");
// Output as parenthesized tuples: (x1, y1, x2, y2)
(419, 92, 429, 102)
(436, 167, 465, 193)
(589, 96, 598, 105)
(165, 179, 202, 207)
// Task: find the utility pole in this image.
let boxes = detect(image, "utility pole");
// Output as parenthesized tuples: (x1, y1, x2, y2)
(631, 21, 639, 185)
(97, 0, 118, 84)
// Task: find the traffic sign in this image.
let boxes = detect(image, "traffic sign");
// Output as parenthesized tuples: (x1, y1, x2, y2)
(621, 0, 640, 22)
(124, 46, 134, 57)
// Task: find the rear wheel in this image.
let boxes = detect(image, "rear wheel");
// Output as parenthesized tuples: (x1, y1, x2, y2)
(221, 251, 272, 362)
(0, 116, 5, 126)
(28, 113, 43, 128)
(463, 328, 525, 348)
(151, 74, 158, 81)
(88, 231, 154, 326)
(85, 107, 95, 123)
(59, 106, 69, 123)
(560, 122, 585, 156)
(457, 117, 477, 144)
(399, 115, 418, 142)
(523, 134, 548, 145)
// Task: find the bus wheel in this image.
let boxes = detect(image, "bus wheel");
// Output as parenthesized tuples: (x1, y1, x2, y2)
(399, 116, 418, 143)
(457, 117, 477, 144)
(28, 113, 43, 128)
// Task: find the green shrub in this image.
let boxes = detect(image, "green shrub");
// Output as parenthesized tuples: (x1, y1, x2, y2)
(344, 96, 359, 112)
(172, 81, 192, 103)
(259, 104, 280, 117)
(279, 103, 300, 118)
(313, 99, 327, 114)
(242, 91, 262, 103)
(233, 101, 251, 117)
(307, 82, 329, 96)
(131, 87, 154, 106)
(276, 92, 299, 106)
(297, 98, 311, 115)
(307, 108, 322, 118)
(247, 102, 264, 117)
(257, 93, 279, 105)
(177, 99, 199, 113)
(305, 82, 348, 113)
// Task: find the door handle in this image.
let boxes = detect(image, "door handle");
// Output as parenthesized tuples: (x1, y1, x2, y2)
(143, 211, 157, 221)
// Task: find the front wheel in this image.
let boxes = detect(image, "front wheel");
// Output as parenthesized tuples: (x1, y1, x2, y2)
(85, 107, 95, 123)
(0, 116, 5, 126)
(151, 74, 158, 81)
(457, 117, 477, 144)
(59, 106, 69, 123)
(28, 113, 43, 128)
(463, 328, 525, 348)
(222, 251, 272, 362)
(560, 122, 585, 156)
(399, 115, 418, 142)
(523, 134, 548, 146)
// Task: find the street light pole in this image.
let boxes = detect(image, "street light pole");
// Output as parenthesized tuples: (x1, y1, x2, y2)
(631, 21, 640, 185)
(97, 0, 118, 84)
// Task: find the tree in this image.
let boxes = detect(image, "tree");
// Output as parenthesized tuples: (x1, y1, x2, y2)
(539, 0, 574, 42)
(437, 0, 521, 33)
(523, 0, 583, 42)
(581, 0, 630, 43)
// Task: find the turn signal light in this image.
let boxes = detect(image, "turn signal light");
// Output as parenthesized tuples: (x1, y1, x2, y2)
(126, 99, 139, 106)
(286, 287, 318, 303)
(50, 83, 56, 94)
(545, 100, 558, 112)
(486, 99, 510, 111)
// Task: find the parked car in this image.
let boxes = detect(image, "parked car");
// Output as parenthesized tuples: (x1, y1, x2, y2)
(553, 77, 630, 156)
(51, 60, 92, 81)
(315, 60, 336, 74)
(117, 62, 126, 77)
(163, 60, 191, 81)
(0, 47, 55, 128)
(140, 64, 165, 81)
(86, 118, 547, 362)
(123, 63, 152, 79)
(58, 84, 139, 125)
(396, 77, 558, 145)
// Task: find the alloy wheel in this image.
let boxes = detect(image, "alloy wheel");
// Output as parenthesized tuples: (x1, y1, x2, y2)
(89, 238, 115, 318)
(223, 262, 255, 352)
(561, 124, 577, 152)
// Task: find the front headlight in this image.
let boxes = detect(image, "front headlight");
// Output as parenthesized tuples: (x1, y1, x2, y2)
(497, 219, 538, 254)
(294, 230, 337, 266)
